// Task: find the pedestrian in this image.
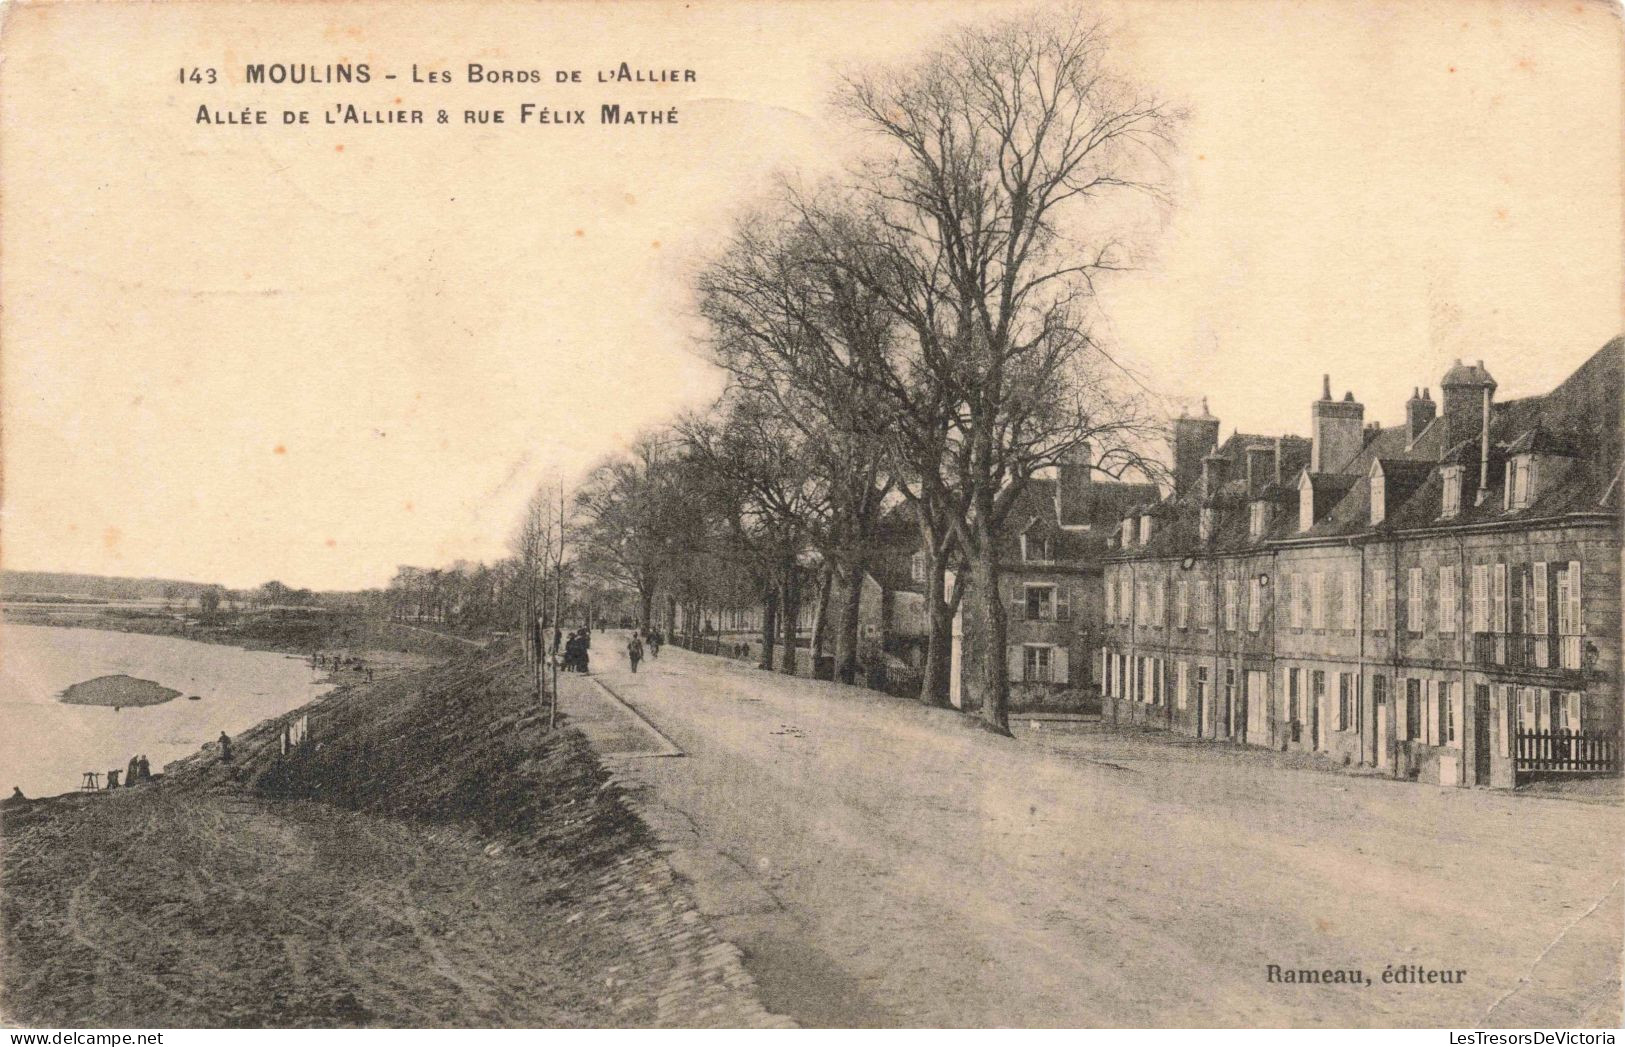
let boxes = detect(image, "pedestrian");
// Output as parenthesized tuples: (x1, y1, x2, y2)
(137, 754, 150, 781)
(627, 633, 643, 673)
(577, 629, 591, 674)
(218, 732, 233, 763)
(126, 755, 140, 787)
(106, 768, 121, 789)
(651, 629, 663, 658)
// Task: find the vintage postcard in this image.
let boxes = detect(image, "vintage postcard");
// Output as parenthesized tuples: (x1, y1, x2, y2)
(1, 0, 1621, 1034)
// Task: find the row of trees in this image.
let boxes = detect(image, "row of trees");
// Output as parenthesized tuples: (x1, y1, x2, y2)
(604, 10, 1175, 733)
(374, 11, 1177, 735)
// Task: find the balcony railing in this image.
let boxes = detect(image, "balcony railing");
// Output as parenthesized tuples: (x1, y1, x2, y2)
(1472, 632, 1585, 672)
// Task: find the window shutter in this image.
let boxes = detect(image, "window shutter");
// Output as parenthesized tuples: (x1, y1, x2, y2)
(1533, 562, 1549, 635)
(1492, 564, 1507, 633)
(1056, 587, 1071, 622)
(1568, 560, 1582, 637)
(1007, 645, 1024, 683)
(1053, 647, 1070, 685)
(1177, 662, 1188, 710)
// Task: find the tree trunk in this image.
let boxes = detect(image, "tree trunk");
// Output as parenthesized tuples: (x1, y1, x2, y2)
(833, 565, 864, 685)
(966, 550, 1011, 735)
(810, 563, 834, 658)
(918, 566, 953, 706)
(779, 565, 800, 676)
(639, 586, 655, 631)
(757, 584, 778, 671)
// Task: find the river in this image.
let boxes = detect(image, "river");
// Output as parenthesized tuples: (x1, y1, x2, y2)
(0, 623, 331, 797)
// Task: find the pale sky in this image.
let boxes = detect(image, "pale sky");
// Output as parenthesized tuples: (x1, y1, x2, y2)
(2, 0, 1620, 590)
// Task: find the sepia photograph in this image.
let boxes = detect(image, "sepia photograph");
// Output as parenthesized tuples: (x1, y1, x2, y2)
(0, 0, 1620, 1034)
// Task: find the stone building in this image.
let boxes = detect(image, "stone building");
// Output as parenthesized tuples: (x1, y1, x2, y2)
(1100, 339, 1622, 788)
(952, 446, 1158, 713)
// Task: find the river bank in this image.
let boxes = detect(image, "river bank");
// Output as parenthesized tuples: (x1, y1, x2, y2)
(0, 643, 786, 1028)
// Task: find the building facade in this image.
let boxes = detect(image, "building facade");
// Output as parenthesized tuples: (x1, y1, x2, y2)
(1100, 340, 1622, 788)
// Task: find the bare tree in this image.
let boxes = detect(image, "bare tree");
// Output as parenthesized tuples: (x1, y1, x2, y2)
(810, 9, 1177, 731)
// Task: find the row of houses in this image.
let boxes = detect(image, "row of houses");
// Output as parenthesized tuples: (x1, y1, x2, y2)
(673, 339, 1623, 789)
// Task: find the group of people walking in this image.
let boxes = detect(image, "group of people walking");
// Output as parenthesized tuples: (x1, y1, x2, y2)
(557, 627, 593, 673)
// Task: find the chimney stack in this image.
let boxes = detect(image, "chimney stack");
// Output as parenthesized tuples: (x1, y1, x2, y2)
(1170, 398, 1220, 498)
(1440, 359, 1496, 460)
(1310, 376, 1364, 474)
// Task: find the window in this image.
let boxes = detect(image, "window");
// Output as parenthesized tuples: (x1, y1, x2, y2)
(1370, 463, 1386, 524)
(1440, 681, 1456, 746)
(1440, 465, 1462, 518)
(1176, 581, 1190, 630)
(1224, 669, 1237, 734)
(1492, 563, 1508, 633)
(1022, 645, 1053, 683)
(1022, 534, 1050, 563)
(1023, 584, 1057, 622)
(1119, 573, 1133, 624)
(1195, 666, 1209, 711)
(910, 553, 927, 585)
(1136, 580, 1150, 624)
(1506, 455, 1534, 510)
(1248, 578, 1263, 632)
(1151, 658, 1163, 705)
(1471, 564, 1490, 634)
(1338, 672, 1354, 731)
(1197, 582, 1212, 630)
(1438, 565, 1457, 634)
(1138, 515, 1153, 546)
(1311, 572, 1326, 630)
(1224, 579, 1238, 632)
(1402, 678, 1421, 741)
(1406, 567, 1424, 635)
(1559, 691, 1582, 732)
(1340, 571, 1357, 631)
(1371, 568, 1388, 631)
(1371, 674, 1388, 733)
(1517, 687, 1538, 731)
(1136, 657, 1147, 703)
(1152, 578, 1166, 626)
(1287, 668, 1302, 722)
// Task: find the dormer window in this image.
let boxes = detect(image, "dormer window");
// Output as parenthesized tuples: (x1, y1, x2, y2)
(1440, 465, 1463, 518)
(1199, 507, 1215, 542)
(1122, 518, 1137, 547)
(1249, 500, 1270, 540)
(1297, 472, 1315, 533)
(1138, 515, 1153, 545)
(1369, 460, 1386, 525)
(1505, 455, 1534, 510)
(1021, 533, 1050, 563)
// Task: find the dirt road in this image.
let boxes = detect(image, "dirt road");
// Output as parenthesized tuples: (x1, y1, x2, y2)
(565, 637, 1623, 1028)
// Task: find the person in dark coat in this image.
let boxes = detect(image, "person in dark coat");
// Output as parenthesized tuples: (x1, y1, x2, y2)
(126, 756, 140, 787)
(577, 629, 591, 674)
(136, 755, 151, 781)
(627, 634, 644, 673)
(219, 732, 233, 763)
(106, 769, 121, 789)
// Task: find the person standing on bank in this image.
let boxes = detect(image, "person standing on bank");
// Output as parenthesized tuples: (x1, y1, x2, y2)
(627, 633, 643, 673)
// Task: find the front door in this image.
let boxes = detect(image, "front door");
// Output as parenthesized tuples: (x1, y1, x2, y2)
(1473, 684, 1492, 784)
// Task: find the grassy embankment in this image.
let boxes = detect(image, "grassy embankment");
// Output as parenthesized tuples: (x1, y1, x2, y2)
(1, 643, 779, 1028)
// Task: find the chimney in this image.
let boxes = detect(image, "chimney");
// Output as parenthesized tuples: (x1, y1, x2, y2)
(1406, 387, 1437, 448)
(1170, 399, 1220, 498)
(1245, 445, 1276, 496)
(1055, 441, 1092, 523)
(1310, 375, 1365, 474)
(1441, 359, 1496, 456)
